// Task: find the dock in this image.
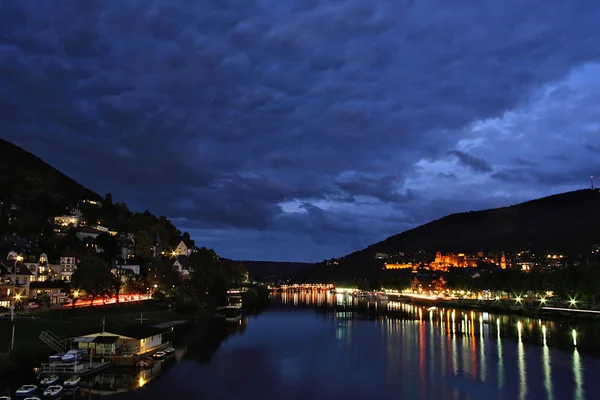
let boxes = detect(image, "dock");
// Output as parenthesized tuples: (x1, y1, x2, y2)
(38, 361, 112, 377)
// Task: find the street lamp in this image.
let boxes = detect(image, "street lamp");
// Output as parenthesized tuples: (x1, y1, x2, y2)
(73, 290, 79, 298)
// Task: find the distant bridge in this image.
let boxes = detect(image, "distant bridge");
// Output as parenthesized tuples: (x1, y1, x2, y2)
(270, 283, 334, 291)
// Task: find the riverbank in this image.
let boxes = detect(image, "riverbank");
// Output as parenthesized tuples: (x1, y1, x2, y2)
(0, 286, 270, 376)
(396, 295, 600, 321)
(0, 300, 176, 375)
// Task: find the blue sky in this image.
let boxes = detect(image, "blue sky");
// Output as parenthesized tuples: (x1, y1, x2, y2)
(2, 1, 600, 261)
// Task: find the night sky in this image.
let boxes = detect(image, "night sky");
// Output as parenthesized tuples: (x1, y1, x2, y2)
(2, 1, 600, 262)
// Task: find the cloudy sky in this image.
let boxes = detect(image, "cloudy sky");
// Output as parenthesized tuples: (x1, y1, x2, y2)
(2, 1, 600, 262)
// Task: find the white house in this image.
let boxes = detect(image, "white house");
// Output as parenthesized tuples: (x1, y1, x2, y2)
(173, 256, 190, 278)
(75, 227, 101, 241)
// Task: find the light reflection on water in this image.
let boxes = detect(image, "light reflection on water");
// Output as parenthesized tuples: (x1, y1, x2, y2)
(271, 289, 596, 399)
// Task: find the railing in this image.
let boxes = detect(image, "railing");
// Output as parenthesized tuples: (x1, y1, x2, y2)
(40, 363, 83, 373)
(39, 331, 66, 353)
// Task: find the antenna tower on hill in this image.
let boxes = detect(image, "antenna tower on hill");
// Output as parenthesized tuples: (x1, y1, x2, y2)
(591, 176, 595, 190)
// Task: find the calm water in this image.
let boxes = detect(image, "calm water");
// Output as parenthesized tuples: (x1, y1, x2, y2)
(4, 291, 600, 399)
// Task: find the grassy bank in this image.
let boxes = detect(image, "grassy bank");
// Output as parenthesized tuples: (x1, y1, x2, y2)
(0, 300, 178, 374)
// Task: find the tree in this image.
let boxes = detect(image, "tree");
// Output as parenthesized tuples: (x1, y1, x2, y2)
(147, 258, 181, 294)
(96, 232, 118, 261)
(71, 257, 117, 306)
(134, 231, 153, 259)
(187, 247, 227, 305)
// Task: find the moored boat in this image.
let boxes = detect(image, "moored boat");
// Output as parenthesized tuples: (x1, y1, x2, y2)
(135, 357, 155, 368)
(61, 349, 83, 363)
(152, 351, 166, 361)
(215, 306, 242, 323)
(42, 385, 63, 397)
(23, 398, 40, 400)
(0, 395, 11, 400)
(63, 376, 81, 387)
(15, 385, 37, 396)
(47, 353, 64, 363)
(39, 375, 59, 386)
(164, 347, 175, 357)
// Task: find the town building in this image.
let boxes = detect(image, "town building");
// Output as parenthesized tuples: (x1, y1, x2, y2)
(0, 258, 33, 297)
(172, 240, 193, 257)
(173, 256, 190, 278)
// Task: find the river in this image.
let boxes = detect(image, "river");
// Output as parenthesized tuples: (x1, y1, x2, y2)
(3, 290, 600, 399)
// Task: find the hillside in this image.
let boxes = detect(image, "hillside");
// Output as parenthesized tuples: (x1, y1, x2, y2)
(0, 139, 102, 236)
(0, 139, 186, 256)
(355, 189, 600, 258)
(296, 190, 600, 281)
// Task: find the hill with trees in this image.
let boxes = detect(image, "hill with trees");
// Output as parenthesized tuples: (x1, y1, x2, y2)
(0, 139, 191, 259)
(297, 189, 600, 281)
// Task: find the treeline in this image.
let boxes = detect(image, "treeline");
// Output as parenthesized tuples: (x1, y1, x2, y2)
(71, 248, 248, 307)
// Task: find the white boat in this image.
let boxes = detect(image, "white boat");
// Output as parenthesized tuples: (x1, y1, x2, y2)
(164, 347, 175, 357)
(61, 349, 82, 363)
(39, 376, 59, 386)
(63, 376, 81, 387)
(152, 351, 166, 361)
(15, 385, 37, 396)
(215, 306, 242, 323)
(0, 395, 11, 400)
(23, 398, 40, 400)
(48, 353, 64, 363)
(42, 385, 63, 397)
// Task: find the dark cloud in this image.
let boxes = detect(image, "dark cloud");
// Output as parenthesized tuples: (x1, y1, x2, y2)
(2, 0, 600, 260)
(448, 151, 493, 173)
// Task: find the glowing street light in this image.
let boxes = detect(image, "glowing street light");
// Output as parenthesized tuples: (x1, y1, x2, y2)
(539, 297, 547, 305)
(569, 298, 577, 306)
(14, 294, 21, 301)
(73, 290, 80, 298)
(515, 296, 522, 303)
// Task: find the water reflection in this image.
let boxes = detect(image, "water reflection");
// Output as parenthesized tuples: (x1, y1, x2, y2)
(270, 290, 600, 399)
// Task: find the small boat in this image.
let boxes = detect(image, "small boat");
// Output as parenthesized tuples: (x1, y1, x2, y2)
(15, 385, 37, 396)
(164, 347, 175, 357)
(48, 353, 64, 363)
(135, 357, 155, 368)
(42, 385, 63, 397)
(39, 375, 59, 386)
(0, 396, 11, 400)
(61, 349, 83, 363)
(63, 376, 81, 387)
(152, 351, 166, 361)
(23, 398, 40, 400)
(215, 306, 242, 323)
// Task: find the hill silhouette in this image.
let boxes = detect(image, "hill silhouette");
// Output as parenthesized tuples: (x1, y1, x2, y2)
(0, 139, 102, 235)
(358, 189, 600, 256)
(0, 139, 185, 254)
(296, 189, 600, 281)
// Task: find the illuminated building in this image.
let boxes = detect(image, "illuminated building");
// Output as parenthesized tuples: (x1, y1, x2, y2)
(430, 252, 477, 270)
(384, 263, 414, 270)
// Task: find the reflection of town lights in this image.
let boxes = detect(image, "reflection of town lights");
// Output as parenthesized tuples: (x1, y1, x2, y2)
(139, 376, 146, 387)
(572, 329, 577, 346)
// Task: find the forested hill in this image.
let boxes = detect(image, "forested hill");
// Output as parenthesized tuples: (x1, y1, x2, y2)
(0, 139, 190, 256)
(0, 139, 101, 234)
(350, 189, 600, 260)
